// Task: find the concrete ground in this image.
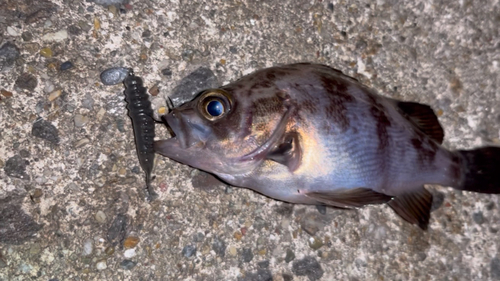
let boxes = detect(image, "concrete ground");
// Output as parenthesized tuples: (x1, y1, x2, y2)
(1, 0, 499, 280)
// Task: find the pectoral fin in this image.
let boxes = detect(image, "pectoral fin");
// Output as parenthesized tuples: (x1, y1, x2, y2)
(302, 188, 392, 209)
(266, 132, 302, 172)
(387, 187, 433, 230)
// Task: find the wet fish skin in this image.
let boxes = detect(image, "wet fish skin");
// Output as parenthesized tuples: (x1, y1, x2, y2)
(155, 63, 500, 229)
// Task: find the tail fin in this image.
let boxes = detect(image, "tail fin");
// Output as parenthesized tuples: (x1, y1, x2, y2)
(457, 147, 500, 194)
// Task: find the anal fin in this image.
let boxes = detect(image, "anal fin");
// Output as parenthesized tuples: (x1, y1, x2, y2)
(387, 187, 433, 230)
(302, 188, 392, 209)
(396, 101, 444, 144)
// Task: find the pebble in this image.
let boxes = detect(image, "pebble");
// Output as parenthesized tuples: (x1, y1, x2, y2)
(1, 89, 13, 98)
(212, 236, 226, 257)
(123, 236, 140, 249)
(161, 68, 172, 76)
(285, 249, 295, 263)
(100, 67, 130, 85)
(124, 249, 136, 258)
(81, 93, 94, 110)
(60, 61, 73, 70)
(48, 90, 62, 101)
(7, 26, 20, 36)
(92, 0, 128, 7)
(96, 260, 107, 270)
(192, 232, 204, 242)
(15, 73, 38, 91)
(68, 25, 82, 36)
(300, 212, 329, 236)
(170, 66, 219, 108)
(308, 237, 323, 250)
(40, 47, 53, 58)
(181, 245, 197, 258)
(292, 256, 324, 281)
(82, 239, 93, 256)
(4, 155, 30, 180)
(120, 259, 137, 270)
(22, 32, 33, 41)
(95, 211, 106, 223)
(107, 214, 128, 243)
(241, 248, 253, 263)
(0, 42, 20, 71)
(42, 29, 68, 42)
(257, 260, 269, 268)
(473, 212, 485, 225)
(491, 257, 500, 279)
(228, 246, 237, 256)
(74, 114, 89, 127)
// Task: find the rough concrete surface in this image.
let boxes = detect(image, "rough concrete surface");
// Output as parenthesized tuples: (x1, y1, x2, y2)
(0, 0, 499, 280)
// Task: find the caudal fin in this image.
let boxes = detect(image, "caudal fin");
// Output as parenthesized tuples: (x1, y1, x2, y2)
(457, 147, 500, 194)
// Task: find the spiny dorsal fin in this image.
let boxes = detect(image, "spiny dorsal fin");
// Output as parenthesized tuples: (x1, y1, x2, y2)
(387, 187, 433, 230)
(266, 132, 302, 172)
(396, 101, 444, 144)
(303, 188, 392, 209)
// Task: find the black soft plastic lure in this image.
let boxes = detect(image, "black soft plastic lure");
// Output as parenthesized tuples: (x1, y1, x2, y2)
(123, 69, 158, 201)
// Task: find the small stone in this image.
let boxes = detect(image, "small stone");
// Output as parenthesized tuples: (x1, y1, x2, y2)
(15, 73, 38, 91)
(282, 273, 293, 281)
(74, 114, 89, 127)
(123, 237, 140, 249)
(60, 61, 73, 70)
(47, 90, 62, 101)
(473, 212, 485, 225)
(7, 26, 20, 36)
(40, 47, 53, 58)
(81, 93, 94, 110)
(42, 29, 68, 42)
(234, 231, 243, 241)
(327, 3, 334, 11)
(258, 249, 267, 256)
(0, 42, 20, 71)
(124, 249, 136, 258)
(68, 25, 82, 36)
(107, 214, 128, 243)
(161, 68, 172, 76)
(170, 67, 218, 107)
(228, 246, 237, 256)
(182, 245, 197, 258)
(105, 246, 115, 256)
(32, 188, 43, 198)
(82, 239, 93, 256)
(285, 249, 295, 263)
(1, 89, 13, 98)
(192, 232, 204, 242)
(309, 237, 324, 250)
(22, 32, 33, 41)
(212, 236, 226, 257)
(120, 259, 136, 270)
(292, 256, 324, 281)
(100, 67, 130, 85)
(93, 17, 101, 30)
(241, 247, 253, 263)
(300, 212, 330, 236)
(149, 84, 159, 96)
(257, 260, 269, 268)
(229, 46, 237, 54)
(492, 257, 500, 279)
(96, 260, 107, 270)
(158, 106, 167, 115)
(4, 155, 30, 180)
(131, 166, 141, 174)
(431, 190, 445, 212)
(95, 211, 106, 223)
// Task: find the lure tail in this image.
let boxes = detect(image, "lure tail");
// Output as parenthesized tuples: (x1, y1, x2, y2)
(456, 147, 500, 194)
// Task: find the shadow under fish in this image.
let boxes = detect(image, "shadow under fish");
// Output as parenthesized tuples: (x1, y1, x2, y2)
(155, 63, 500, 230)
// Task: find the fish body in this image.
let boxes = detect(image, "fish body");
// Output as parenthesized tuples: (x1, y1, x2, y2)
(155, 63, 500, 229)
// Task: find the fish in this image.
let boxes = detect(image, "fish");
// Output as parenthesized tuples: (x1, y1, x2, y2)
(123, 69, 158, 201)
(154, 63, 500, 229)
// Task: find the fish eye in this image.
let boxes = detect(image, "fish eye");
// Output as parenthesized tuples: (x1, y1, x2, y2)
(198, 89, 232, 121)
(206, 100, 224, 117)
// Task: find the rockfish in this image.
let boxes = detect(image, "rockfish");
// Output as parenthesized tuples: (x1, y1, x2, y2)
(155, 63, 500, 229)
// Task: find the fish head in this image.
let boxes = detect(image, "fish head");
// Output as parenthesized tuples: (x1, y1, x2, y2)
(155, 85, 293, 178)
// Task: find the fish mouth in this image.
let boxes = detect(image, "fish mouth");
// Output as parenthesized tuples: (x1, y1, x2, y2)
(154, 100, 295, 176)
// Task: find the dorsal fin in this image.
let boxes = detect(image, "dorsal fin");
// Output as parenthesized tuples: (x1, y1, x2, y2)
(396, 101, 444, 144)
(387, 187, 433, 230)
